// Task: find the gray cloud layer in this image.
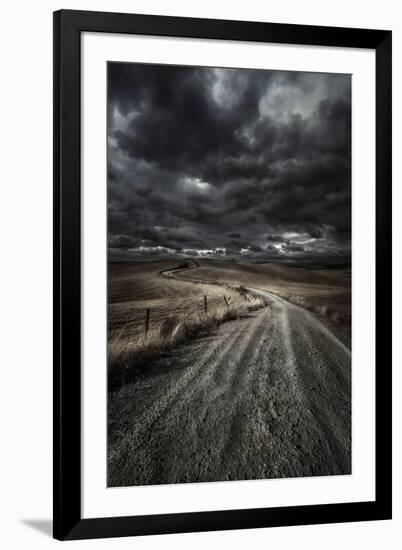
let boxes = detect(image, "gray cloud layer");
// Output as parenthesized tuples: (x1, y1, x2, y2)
(108, 62, 351, 264)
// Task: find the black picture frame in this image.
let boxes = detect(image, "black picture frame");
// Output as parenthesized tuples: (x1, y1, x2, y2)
(53, 9, 392, 541)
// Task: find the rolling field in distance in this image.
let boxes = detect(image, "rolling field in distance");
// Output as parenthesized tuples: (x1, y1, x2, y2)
(108, 259, 246, 340)
(108, 259, 267, 387)
(177, 258, 351, 328)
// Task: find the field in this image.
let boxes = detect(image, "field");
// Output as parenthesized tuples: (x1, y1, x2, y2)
(108, 259, 267, 387)
(109, 259, 245, 339)
(177, 259, 351, 328)
(108, 258, 350, 388)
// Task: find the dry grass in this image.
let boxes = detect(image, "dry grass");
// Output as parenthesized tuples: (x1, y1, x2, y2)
(108, 292, 266, 390)
(108, 259, 244, 340)
(271, 289, 351, 327)
(176, 258, 351, 329)
(177, 258, 350, 289)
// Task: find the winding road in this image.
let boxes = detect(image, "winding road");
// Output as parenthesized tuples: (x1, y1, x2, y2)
(108, 274, 351, 487)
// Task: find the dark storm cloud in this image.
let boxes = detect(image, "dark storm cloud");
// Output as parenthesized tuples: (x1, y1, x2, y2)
(108, 63, 351, 263)
(283, 243, 305, 253)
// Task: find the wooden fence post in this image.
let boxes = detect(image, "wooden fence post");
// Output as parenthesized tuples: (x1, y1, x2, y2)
(223, 295, 229, 307)
(145, 308, 150, 336)
(204, 295, 208, 315)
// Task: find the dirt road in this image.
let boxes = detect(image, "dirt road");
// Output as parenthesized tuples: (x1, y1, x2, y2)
(108, 287, 351, 486)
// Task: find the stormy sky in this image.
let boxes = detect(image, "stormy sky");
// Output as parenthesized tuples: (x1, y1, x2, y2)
(108, 62, 351, 265)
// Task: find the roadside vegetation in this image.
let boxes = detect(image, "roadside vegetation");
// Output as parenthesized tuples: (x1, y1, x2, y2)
(177, 258, 351, 329)
(109, 288, 266, 390)
(271, 290, 351, 327)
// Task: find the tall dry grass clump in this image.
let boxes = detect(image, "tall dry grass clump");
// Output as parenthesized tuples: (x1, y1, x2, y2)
(108, 293, 266, 389)
(273, 290, 350, 327)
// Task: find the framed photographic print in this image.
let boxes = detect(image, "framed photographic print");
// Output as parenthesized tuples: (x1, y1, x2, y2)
(53, 9, 392, 540)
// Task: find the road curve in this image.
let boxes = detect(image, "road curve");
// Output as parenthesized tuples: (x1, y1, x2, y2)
(108, 288, 351, 487)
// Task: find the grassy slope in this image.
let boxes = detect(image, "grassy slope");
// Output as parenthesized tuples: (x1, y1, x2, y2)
(177, 258, 351, 327)
(109, 259, 241, 339)
(108, 259, 267, 388)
